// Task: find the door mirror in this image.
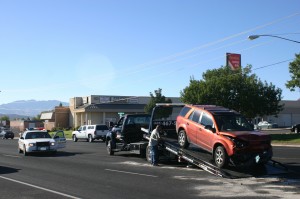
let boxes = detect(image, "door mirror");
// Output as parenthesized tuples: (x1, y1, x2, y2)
(205, 125, 216, 133)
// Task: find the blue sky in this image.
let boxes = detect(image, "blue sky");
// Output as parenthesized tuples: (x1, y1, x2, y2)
(0, 0, 300, 104)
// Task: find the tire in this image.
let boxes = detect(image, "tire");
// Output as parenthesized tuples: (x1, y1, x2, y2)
(146, 146, 152, 163)
(88, 134, 93, 143)
(23, 145, 28, 156)
(18, 147, 22, 154)
(295, 128, 298, 134)
(72, 134, 78, 142)
(214, 146, 228, 168)
(178, 130, 189, 148)
(106, 140, 114, 155)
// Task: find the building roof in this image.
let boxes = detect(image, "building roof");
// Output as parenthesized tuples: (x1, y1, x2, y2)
(40, 112, 54, 120)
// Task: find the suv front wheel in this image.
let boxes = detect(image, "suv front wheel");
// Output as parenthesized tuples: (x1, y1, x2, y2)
(178, 130, 189, 149)
(214, 146, 228, 168)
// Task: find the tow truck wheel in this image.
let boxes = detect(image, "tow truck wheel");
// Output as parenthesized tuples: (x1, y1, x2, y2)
(178, 130, 189, 148)
(72, 135, 78, 142)
(214, 146, 228, 168)
(107, 140, 114, 155)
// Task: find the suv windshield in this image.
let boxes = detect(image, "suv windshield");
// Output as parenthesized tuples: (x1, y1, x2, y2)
(214, 114, 253, 131)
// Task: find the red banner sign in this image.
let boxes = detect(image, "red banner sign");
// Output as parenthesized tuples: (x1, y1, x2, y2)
(226, 53, 241, 70)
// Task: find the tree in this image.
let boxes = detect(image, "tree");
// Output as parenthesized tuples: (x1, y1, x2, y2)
(0, 116, 10, 121)
(286, 53, 300, 91)
(32, 114, 41, 121)
(144, 88, 172, 118)
(180, 65, 283, 118)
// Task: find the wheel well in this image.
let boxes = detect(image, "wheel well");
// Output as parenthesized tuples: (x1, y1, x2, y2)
(213, 143, 224, 156)
(177, 127, 185, 134)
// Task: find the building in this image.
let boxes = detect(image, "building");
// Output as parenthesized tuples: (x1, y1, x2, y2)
(40, 106, 70, 131)
(69, 95, 181, 128)
(261, 100, 300, 127)
(10, 120, 44, 133)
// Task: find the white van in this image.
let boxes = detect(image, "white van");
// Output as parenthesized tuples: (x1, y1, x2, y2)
(72, 124, 109, 142)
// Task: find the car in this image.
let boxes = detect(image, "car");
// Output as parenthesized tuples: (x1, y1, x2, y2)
(0, 129, 14, 139)
(176, 105, 273, 168)
(291, 124, 300, 134)
(257, 121, 277, 129)
(72, 124, 109, 142)
(18, 130, 66, 156)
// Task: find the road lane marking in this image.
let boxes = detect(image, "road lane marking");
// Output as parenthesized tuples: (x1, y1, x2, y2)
(2, 154, 21, 158)
(105, 169, 158, 178)
(0, 175, 81, 199)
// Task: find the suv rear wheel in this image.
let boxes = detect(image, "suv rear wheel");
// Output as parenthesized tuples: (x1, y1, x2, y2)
(214, 146, 228, 168)
(178, 130, 189, 148)
(88, 134, 93, 142)
(72, 135, 78, 142)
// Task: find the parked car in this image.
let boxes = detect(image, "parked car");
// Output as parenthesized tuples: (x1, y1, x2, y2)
(72, 124, 109, 142)
(176, 105, 273, 168)
(291, 124, 300, 134)
(257, 121, 278, 129)
(18, 130, 66, 156)
(0, 129, 14, 139)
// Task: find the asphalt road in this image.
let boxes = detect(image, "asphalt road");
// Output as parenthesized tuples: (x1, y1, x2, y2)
(0, 139, 300, 199)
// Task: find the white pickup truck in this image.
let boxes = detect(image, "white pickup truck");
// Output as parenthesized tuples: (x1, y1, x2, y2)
(72, 124, 109, 142)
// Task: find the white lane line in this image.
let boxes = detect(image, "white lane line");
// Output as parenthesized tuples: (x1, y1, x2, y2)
(105, 169, 158, 178)
(0, 176, 81, 199)
(3, 154, 21, 158)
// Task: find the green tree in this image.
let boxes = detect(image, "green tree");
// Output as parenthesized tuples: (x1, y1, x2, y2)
(0, 115, 10, 121)
(32, 114, 41, 121)
(144, 88, 172, 118)
(286, 53, 300, 91)
(180, 65, 283, 118)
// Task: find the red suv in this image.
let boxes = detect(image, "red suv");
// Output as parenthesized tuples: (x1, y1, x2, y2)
(176, 105, 273, 168)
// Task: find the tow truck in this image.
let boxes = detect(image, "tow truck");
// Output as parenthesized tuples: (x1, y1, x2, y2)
(106, 103, 287, 178)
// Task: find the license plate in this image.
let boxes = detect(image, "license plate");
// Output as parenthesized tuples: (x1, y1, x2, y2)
(39, 147, 47, 151)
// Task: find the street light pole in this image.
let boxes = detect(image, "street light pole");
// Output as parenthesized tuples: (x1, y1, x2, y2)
(248, 34, 300, 44)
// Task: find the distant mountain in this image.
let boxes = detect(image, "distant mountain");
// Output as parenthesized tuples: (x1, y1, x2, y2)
(0, 100, 69, 118)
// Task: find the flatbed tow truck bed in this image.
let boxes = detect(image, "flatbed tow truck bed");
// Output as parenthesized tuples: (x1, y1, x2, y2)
(161, 137, 288, 179)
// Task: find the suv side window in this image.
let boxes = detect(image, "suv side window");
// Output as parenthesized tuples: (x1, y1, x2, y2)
(179, 106, 191, 117)
(82, 126, 86, 131)
(200, 112, 214, 127)
(188, 110, 201, 123)
(90, 126, 95, 130)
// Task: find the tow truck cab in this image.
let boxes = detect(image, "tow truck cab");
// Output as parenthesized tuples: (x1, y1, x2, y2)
(105, 114, 151, 155)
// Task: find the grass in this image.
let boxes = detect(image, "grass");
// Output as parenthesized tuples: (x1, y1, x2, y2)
(50, 130, 73, 139)
(271, 133, 300, 145)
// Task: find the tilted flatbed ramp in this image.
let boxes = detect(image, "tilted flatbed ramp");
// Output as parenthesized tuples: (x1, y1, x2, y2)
(162, 137, 288, 179)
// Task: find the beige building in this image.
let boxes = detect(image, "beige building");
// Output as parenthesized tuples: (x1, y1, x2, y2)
(262, 100, 300, 127)
(69, 95, 180, 128)
(40, 106, 70, 131)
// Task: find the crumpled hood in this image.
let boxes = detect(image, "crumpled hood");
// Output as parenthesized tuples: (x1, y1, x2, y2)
(219, 130, 271, 141)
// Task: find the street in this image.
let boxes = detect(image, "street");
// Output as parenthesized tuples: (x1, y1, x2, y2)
(0, 139, 300, 199)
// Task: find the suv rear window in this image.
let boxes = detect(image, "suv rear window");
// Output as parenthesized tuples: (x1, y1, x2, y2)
(96, 125, 109, 130)
(179, 106, 191, 117)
